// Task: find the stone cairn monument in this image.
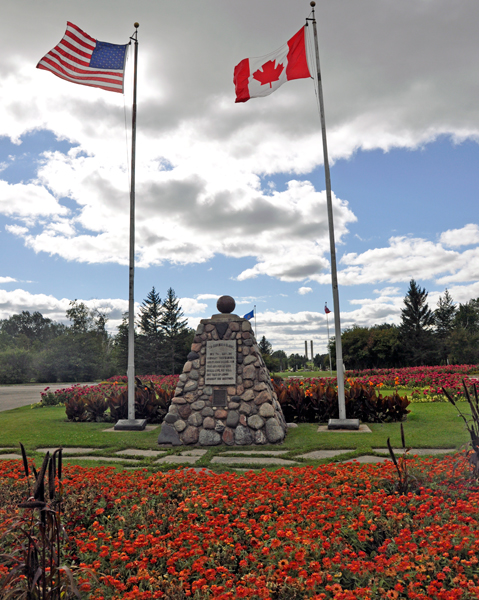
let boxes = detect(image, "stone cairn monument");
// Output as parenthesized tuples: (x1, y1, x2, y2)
(158, 295, 287, 446)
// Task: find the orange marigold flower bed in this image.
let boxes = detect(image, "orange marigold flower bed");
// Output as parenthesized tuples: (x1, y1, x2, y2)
(1, 455, 478, 599)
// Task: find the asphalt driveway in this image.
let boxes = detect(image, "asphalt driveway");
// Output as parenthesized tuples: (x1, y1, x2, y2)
(0, 383, 94, 412)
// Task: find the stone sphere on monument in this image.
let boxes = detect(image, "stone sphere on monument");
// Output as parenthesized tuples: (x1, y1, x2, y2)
(217, 295, 235, 314)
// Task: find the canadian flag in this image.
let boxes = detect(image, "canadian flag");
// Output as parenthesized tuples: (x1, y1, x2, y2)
(234, 26, 311, 103)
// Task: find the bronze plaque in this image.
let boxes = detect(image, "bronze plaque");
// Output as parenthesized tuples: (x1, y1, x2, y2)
(213, 389, 227, 407)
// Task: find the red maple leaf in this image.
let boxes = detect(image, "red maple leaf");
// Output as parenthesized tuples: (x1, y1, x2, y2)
(253, 60, 284, 88)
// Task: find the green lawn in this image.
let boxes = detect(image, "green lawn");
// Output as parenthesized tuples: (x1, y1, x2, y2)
(0, 402, 471, 472)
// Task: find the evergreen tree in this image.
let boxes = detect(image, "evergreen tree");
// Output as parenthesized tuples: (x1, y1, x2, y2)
(137, 287, 164, 374)
(399, 280, 436, 365)
(258, 335, 273, 355)
(160, 288, 190, 374)
(434, 289, 456, 363)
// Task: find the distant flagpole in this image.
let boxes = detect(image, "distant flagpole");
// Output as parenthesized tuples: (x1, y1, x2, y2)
(309, 3, 356, 428)
(115, 23, 146, 431)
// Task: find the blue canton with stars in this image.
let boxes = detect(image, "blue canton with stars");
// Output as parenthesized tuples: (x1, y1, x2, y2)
(90, 41, 127, 70)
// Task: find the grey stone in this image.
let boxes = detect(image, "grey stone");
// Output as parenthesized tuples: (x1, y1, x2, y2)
(201, 406, 214, 417)
(182, 426, 199, 444)
(247, 415, 265, 430)
(183, 361, 192, 373)
(229, 401, 240, 409)
(168, 404, 179, 415)
(179, 373, 188, 382)
(199, 429, 222, 446)
(191, 400, 206, 410)
(243, 379, 254, 389)
(204, 386, 213, 396)
(241, 389, 255, 402)
(265, 418, 285, 443)
(165, 413, 178, 424)
(157, 423, 182, 446)
(254, 430, 268, 445)
(254, 390, 271, 405)
(254, 382, 267, 391)
(189, 369, 200, 380)
(226, 410, 240, 427)
(215, 420, 226, 433)
(187, 351, 200, 361)
(239, 402, 252, 415)
(177, 404, 192, 420)
(203, 416, 215, 429)
(184, 380, 198, 392)
(243, 365, 256, 380)
(243, 355, 257, 366)
(173, 419, 187, 432)
(259, 403, 275, 418)
(235, 425, 254, 445)
(192, 359, 200, 369)
(188, 412, 203, 427)
(244, 340, 253, 346)
(242, 321, 252, 331)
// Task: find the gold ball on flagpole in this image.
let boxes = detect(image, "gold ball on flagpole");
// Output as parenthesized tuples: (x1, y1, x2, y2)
(134, 22, 139, 28)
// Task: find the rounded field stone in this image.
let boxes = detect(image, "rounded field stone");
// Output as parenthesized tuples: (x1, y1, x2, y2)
(215, 409, 228, 420)
(177, 404, 192, 420)
(199, 429, 222, 446)
(235, 425, 254, 445)
(188, 412, 203, 427)
(265, 418, 285, 443)
(259, 403, 275, 418)
(182, 426, 199, 445)
(173, 419, 187, 432)
(248, 414, 265, 430)
(215, 420, 226, 433)
(222, 427, 235, 445)
(203, 416, 215, 429)
(217, 295, 236, 314)
(191, 400, 206, 410)
(254, 429, 268, 445)
(226, 410, 239, 427)
(201, 406, 214, 417)
(165, 413, 178, 424)
(187, 351, 199, 361)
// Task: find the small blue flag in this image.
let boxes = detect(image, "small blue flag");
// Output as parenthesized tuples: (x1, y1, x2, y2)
(243, 309, 254, 320)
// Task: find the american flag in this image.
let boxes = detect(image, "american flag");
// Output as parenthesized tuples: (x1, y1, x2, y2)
(37, 22, 128, 93)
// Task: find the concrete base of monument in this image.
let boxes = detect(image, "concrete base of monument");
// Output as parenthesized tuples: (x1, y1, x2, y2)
(327, 418, 360, 431)
(114, 419, 148, 431)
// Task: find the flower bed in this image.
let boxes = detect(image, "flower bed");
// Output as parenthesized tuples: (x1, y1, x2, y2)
(1, 455, 478, 599)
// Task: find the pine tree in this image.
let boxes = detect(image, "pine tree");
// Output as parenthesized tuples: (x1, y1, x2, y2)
(434, 289, 456, 364)
(160, 288, 190, 375)
(400, 280, 436, 365)
(137, 287, 164, 374)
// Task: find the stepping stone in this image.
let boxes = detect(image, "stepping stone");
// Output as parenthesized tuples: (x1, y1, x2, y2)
(299, 449, 355, 460)
(180, 449, 208, 456)
(211, 456, 298, 466)
(0, 453, 22, 460)
(155, 455, 202, 465)
(317, 424, 372, 433)
(115, 449, 167, 457)
(103, 425, 159, 432)
(62, 456, 140, 463)
(373, 448, 453, 456)
(218, 450, 289, 456)
(37, 447, 96, 454)
(342, 455, 391, 464)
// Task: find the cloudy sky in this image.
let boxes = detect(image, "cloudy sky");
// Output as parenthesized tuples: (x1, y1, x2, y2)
(1, 0, 478, 356)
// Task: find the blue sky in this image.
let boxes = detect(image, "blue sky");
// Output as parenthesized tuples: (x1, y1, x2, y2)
(1, 0, 478, 356)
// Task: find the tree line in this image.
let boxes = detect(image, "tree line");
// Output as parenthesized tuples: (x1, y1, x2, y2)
(330, 280, 479, 370)
(0, 287, 194, 384)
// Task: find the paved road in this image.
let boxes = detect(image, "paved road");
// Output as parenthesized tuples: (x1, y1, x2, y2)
(0, 383, 94, 412)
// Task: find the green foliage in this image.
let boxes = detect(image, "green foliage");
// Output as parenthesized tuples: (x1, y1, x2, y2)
(273, 380, 410, 424)
(442, 380, 479, 478)
(0, 445, 83, 599)
(399, 279, 436, 365)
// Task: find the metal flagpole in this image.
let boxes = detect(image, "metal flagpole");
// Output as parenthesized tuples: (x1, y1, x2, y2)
(325, 305, 332, 377)
(115, 23, 146, 431)
(309, 3, 358, 429)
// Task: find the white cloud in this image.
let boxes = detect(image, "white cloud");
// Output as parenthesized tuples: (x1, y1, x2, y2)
(0, 276, 16, 284)
(440, 224, 479, 247)
(298, 286, 313, 295)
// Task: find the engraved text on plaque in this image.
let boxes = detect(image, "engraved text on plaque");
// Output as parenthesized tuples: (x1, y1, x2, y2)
(205, 340, 236, 385)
